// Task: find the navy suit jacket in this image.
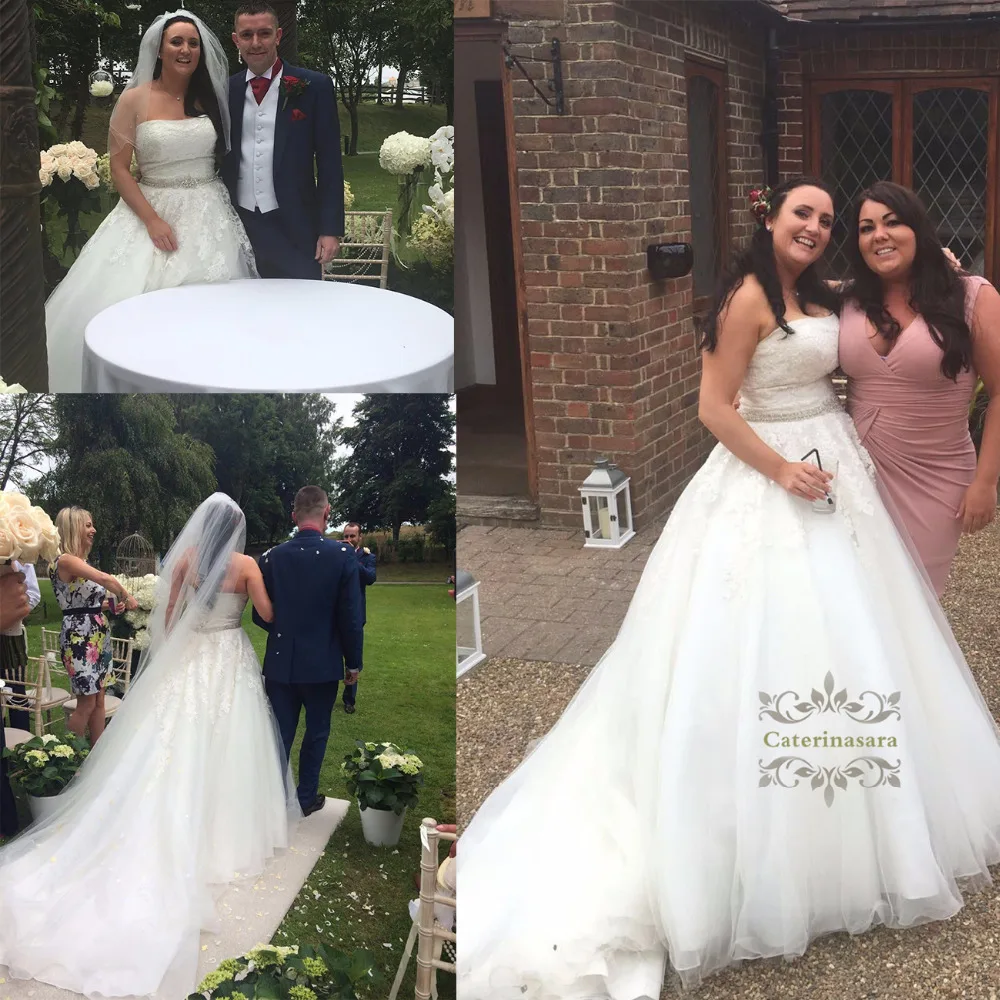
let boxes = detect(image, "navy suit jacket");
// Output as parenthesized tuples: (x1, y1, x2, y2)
(353, 545, 377, 626)
(221, 62, 345, 245)
(251, 529, 363, 684)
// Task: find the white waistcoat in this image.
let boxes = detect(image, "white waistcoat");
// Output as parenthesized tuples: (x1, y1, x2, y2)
(237, 64, 282, 214)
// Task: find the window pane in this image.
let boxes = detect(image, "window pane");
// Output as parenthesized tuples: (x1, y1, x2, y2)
(687, 74, 723, 298)
(819, 90, 894, 278)
(912, 88, 989, 276)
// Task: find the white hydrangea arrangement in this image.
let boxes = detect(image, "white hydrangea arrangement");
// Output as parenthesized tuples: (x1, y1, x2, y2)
(341, 740, 425, 815)
(0, 491, 61, 567)
(378, 131, 432, 175)
(89, 79, 114, 98)
(39, 141, 101, 191)
(408, 125, 454, 270)
(118, 572, 158, 650)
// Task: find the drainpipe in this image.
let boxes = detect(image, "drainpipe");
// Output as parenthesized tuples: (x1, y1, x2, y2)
(760, 26, 780, 187)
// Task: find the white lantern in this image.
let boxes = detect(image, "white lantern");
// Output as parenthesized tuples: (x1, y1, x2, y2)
(456, 569, 486, 676)
(579, 458, 635, 549)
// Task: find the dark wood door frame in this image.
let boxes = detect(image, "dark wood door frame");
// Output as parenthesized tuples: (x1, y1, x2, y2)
(805, 74, 1000, 283)
(455, 19, 538, 502)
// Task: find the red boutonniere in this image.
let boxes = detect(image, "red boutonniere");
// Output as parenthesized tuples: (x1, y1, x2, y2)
(281, 74, 309, 111)
(291, 108, 307, 121)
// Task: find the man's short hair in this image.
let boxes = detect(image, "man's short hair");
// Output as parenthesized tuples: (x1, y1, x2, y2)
(234, 2, 278, 29)
(344, 522, 361, 533)
(293, 486, 328, 521)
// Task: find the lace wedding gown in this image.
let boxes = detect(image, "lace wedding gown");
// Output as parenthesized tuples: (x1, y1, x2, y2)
(46, 117, 257, 392)
(0, 593, 297, 999)
(458, 315, 1000, 998)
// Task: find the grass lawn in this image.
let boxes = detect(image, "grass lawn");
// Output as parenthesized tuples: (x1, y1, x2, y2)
(14, 574, 455, 997)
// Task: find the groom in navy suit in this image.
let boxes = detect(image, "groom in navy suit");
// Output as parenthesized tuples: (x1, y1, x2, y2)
(252, 486, 363, 816)
(223, 2, 344, 280)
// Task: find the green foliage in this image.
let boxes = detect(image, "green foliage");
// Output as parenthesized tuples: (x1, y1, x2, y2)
(171, 395, 342, 545)
(340, 741, 424, 814)
(26, 394, 217, 569)
(33, 63, 59, 145)
(330, 395, 454, 544)
(2, 732, 91, 797)
(187, 942, 378, 1000)
(424, 481, 455, 559)
(394, 533, 425, 563)
(0, 394, 57, 491)
(387, 255, 453, 314)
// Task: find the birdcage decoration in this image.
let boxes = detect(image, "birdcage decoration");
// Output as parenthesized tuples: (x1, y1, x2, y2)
(113, 532, 156, 581)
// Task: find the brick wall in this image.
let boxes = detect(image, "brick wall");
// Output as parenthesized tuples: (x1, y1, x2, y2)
(496, 0, 767, 527)
(777, 22, 1000, 176)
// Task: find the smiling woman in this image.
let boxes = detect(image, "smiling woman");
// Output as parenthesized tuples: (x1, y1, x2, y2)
(839, 180, 1000, 595)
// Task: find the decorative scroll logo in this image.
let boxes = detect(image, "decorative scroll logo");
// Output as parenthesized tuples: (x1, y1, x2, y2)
(757, 672, 901, 805)
(758, 670, 900, 725)
(758, 755, 901, 808)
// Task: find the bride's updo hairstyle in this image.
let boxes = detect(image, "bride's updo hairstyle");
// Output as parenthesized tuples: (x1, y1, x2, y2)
(154, 15, 227, 165)
(698, 176, 840, 352)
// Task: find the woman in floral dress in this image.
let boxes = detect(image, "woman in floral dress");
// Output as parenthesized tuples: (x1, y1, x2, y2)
(50, 507, 137, 744)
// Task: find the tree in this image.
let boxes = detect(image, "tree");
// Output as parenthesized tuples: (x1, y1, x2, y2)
(425, 480, 456, 560)
(0, 394, 56, 490)
(331, 395, 454, 544)
(171, 394, 342, 545)
(383, 0, 452, 119)
(28, 395, 216, 569)
(301, 0, 393, 155)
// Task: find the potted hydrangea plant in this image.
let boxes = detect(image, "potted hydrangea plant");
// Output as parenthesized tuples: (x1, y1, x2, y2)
(187, 941, 376, 1000)
(341, 740, 424, 846)
(1, 732, 90, 822)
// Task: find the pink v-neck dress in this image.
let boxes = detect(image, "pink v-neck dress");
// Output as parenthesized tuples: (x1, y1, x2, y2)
(839, 275, 989, 595)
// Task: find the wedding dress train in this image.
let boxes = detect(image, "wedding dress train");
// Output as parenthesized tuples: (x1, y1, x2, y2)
(0, 593, 297, 999)
(45, 117, 257, 392)
(457, 314, 1000, 998)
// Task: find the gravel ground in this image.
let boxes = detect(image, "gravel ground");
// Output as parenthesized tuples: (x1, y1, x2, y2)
(457, 518, 1000, 999)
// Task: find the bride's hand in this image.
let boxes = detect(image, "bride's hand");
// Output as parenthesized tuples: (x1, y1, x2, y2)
(146, 216, 178, 253)
(776, 461, 832, 501)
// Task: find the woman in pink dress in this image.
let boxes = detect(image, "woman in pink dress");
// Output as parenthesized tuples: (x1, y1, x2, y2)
(839, 181, 1000, 596)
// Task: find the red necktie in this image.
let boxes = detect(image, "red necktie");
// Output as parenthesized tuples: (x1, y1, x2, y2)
(249, 58, 282, 104)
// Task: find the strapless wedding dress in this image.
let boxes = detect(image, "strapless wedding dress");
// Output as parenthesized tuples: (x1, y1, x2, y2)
(0, 593, 298, 999)
(45, 117, 257, 392)
(458, 315, 1000, 998)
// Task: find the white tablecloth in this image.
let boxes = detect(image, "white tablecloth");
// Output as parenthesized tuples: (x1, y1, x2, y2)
(82, 279, 454, 393)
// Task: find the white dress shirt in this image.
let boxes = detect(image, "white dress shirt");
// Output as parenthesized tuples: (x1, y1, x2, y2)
(237, 60, 283, 214)
(2, 561, 41, 636)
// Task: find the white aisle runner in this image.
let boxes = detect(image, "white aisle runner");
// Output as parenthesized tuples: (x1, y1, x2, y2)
(0, 799, 350, 1000)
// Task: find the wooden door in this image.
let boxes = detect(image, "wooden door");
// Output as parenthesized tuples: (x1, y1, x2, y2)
(807, 77, 999, 282)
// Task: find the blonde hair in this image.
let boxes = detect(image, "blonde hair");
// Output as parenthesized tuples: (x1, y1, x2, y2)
(55, 507, 93, 559)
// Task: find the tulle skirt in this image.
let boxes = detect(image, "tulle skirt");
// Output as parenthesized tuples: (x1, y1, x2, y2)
(457, 406, 1000, 999)
(0, 625, 297, 999)
(45, 178, 257, 392)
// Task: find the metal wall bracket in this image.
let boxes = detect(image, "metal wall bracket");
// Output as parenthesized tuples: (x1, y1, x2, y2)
(503, 38, 565, 114)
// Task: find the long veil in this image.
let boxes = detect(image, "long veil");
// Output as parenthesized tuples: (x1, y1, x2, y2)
(108, 8, 232, 159)
(0, 494, 298, 998)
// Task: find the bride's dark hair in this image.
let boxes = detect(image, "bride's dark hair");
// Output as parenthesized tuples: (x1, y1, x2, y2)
(698, 176, 841, 352)
(844, 180, 973, 380)
(154, 15, 227, 166)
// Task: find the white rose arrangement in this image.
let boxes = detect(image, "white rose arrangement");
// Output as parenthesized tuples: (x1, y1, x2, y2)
(118, 572, 158, 650)
(39, 141, 101, 191)
(0, 492, 61, 568)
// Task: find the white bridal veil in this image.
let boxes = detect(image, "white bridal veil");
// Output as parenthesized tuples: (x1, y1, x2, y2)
(108, 8, 232, 159)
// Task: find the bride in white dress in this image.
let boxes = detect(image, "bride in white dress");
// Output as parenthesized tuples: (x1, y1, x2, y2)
(46, 10, 256, 392)
(457, 178, 1000, 998)
(0, 493, 298, 999)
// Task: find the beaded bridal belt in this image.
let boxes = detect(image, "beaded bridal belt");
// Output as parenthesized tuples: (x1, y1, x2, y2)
(139, 175, 216, 189)
(738, 397, 843, 423)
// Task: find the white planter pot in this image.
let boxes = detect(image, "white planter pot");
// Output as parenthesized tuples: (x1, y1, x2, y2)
(359, 803, 407, 846)
(26, 792, 63, 823)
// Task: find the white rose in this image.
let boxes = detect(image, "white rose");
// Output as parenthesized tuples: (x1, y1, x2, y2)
(32, 507, 61, 562)
(8, 508, 40, 564)
(3, 494, 30, 512)
(56, 162, 72, 182)
(0, 526, 19, 562)
(48, 143, 67, 156)
(39, 167, 52, 187)
(82, 173, 100, 190)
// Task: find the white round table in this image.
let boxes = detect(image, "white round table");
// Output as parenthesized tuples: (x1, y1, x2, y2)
(82, 279, 454, 393)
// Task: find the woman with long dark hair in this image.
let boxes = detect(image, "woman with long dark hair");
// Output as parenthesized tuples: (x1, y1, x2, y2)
(839, 181, 1000, 595)
(46, 10, 258, 391)
(457, 176, 1000, 997)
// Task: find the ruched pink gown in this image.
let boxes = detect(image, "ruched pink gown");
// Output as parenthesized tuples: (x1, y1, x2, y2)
(839, 276, 989, 596)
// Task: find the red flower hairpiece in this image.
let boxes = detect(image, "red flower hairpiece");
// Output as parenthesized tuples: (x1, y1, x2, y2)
(750, 186, 772, 226)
